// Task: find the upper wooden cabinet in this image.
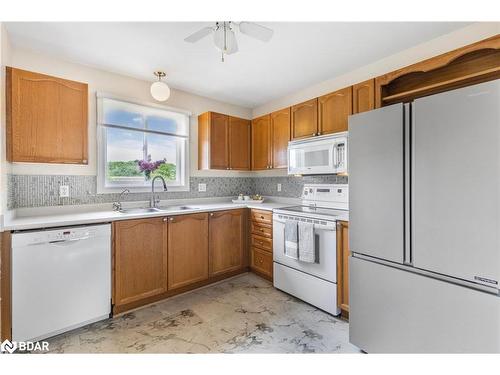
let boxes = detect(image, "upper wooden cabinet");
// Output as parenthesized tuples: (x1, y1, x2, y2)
(6, 67, 88, 164)
(291, 98, 318, 139)
(229, 116, 251, 170)
(198, 111, 228, 170)
(113, 218, 167, 308)
(318, 87, 352, 135)
(198, 111, 250, 170)
(353, 79, 375, 114)
(167, 213, 209, 290)
(209, 209, 246, 277)
(251, 114, 272, 170)
(376, 35, 500, 107)
(270, 108, 291, 169)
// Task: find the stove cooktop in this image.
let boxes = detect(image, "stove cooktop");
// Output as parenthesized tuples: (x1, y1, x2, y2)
(276, 205, 345, 219)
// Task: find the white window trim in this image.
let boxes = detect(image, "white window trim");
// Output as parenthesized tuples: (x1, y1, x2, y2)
(96, 93, 191, 194)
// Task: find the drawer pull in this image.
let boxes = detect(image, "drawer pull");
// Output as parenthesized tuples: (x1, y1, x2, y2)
(260, 216, 264, 219)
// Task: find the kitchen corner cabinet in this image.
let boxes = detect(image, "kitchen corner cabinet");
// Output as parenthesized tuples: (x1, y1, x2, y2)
(113, 218, 167, 308)
(167, 213, 209, 290)
(198, 111, 250, 170)
(336, 220, 349, 318)
(251, 114, 272, 170)
(318, 87, 352, 135)
(291, 98, 318, 139)
(209, 209, 247, 277)
(270, 108, 291, 169)
(352, 79, 375, 114)
(6, 67, 88, 164)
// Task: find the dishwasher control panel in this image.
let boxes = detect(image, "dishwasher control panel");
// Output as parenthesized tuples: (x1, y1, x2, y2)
(12, 225, 106, 247)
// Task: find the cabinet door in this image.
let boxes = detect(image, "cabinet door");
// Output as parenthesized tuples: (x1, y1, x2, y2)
(209, 209, 246, 277)
(270, 108, 291, 169)
(229, 117, 251, 170)
(251, 115, 271, 170)
(353, 79, 375, 114)
(6, 67, 88, 164)
(209, 112, 229, 169)
(114, 218, 167, 306)
(336, 221, 349, 315)
(167, 213, 209, 290)
(318, 87, 352, 135)
(291, 98, 318, 139)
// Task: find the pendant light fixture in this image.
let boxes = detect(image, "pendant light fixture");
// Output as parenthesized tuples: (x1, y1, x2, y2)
(150, 71, 170, 101)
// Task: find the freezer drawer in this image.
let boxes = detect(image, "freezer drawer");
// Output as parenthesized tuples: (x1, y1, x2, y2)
(349, 256, 500, 353)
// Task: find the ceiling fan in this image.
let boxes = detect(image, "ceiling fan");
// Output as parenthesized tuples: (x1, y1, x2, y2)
(184, 21, 273, 62)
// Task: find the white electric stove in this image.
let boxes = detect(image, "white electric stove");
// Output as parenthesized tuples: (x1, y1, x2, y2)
(272, 184, 349, 315)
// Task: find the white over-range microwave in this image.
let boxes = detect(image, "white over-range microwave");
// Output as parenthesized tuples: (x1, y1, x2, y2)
(287, 132, 348, 175)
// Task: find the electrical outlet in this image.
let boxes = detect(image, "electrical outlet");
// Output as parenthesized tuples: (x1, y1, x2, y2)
(59, 185, 70, 198)
(277, 183, 282, 192)
(198, 183, 207, 192)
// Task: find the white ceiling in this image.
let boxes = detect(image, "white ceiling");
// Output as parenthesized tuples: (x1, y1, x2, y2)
(5, 22, 470, 108)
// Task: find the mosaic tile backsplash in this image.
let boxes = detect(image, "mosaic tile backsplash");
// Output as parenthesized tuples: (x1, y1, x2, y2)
(7, 174, 348, 209)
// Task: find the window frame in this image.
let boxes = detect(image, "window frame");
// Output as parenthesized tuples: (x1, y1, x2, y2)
(96, 92, 191, 194)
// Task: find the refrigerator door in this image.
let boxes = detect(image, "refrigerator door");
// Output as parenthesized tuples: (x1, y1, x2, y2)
(349, 103, 405, 264)
(413, 80, 500, 287)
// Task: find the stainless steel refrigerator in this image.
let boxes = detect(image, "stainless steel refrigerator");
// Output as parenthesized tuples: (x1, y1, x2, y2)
(348, 79, 500, 353)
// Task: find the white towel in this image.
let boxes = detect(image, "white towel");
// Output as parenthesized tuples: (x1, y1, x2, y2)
(298, 221, 315, 263)
(284, 220, 298, 259)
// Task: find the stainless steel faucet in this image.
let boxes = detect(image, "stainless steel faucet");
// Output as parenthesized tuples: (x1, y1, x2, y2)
(112, 189, 130, 211)
(150, 176, 168, 208)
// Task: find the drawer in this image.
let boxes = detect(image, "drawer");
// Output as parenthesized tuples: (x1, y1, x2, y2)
(251, 247, 273, 278)
(251, 221, 272, 238)
(250, 209, 272, 224)
(251, 234, 273, 252)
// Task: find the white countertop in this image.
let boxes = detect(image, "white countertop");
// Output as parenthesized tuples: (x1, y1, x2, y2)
(2, 197, 299, 231)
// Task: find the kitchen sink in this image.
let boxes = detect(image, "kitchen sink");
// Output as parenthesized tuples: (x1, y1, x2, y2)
(160, 205, 199, 211)
(118, 207, 162, 214)
(118, 206, 200, 214)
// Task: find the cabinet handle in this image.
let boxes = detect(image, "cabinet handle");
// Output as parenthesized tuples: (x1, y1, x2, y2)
(312, 133, 316, 136)
(317, 132, 321, 136)
(260, 216, 264, 219)
(169, 217, 174, 222)
(260, 229, 264, 232)
(210, 213, 214, 217)
(163, 217, 169, 222)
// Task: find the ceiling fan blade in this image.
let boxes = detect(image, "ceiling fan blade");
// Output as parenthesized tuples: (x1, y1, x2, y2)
(184, 27, 213, 43)
(238, 22, 273, 42)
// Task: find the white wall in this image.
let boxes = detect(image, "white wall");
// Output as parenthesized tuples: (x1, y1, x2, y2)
(252, 22, 500, 117)
(0, 24, 13, 215)
(7, 46, 255, 178)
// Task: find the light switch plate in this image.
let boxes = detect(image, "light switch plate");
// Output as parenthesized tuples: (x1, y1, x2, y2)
(59, 185, 70, 198)
(277, 183, 282, 192)
(198, 183, 207, 192)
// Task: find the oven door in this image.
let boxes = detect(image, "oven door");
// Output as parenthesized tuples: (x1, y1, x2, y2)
(288, 138, 336, 175)
(273, 213, 337, 282)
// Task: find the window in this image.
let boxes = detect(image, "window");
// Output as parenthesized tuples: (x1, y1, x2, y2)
(97, 95, 190, 193)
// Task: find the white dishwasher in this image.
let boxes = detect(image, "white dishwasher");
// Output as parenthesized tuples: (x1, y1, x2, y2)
(12, 224, 112, 342)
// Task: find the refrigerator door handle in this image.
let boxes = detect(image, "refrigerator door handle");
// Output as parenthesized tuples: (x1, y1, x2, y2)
(410, 102, 417, 265)
(403, 103, 412, 265)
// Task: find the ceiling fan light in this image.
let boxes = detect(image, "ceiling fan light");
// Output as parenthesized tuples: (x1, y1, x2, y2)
(150, 81, 170, 102)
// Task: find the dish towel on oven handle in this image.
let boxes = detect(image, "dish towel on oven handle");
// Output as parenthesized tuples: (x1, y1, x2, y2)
(298, 221, 315, 263)
(284, 220, 299, 259)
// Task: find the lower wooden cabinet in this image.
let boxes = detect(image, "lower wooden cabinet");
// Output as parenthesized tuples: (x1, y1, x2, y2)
(113, 218, 167, 307)
(249, 209, 274, 281)
(336, 220, 350, 318)
(250, 247, 273, 278)
(168, 213, 209, 290)
(209, 209, 247, 277)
